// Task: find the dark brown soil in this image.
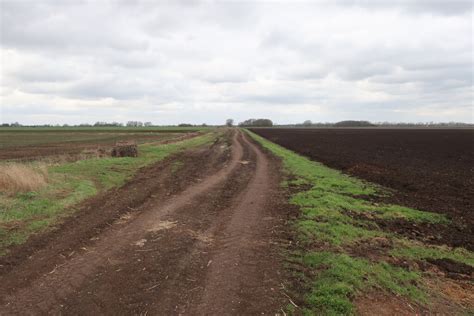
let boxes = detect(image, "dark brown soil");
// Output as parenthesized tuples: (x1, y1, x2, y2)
(0, 130, 290, 315)
(346, 210, 472, 251)
(250, 128, 474, 250)
(375, 218, 471, 251)
(426, 258, 474, 279)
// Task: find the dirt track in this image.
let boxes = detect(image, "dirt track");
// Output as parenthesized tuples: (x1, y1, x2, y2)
(0, 130, 287, 315)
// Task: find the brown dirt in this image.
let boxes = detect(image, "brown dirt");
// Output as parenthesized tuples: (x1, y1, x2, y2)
(354, 290, 471, 316)
(250, 128, 474, 251)
(0, 130, 289, 315)
(426, 258, 474, 279)
(426, 278, 474, 310)
(355, 292, 424, 316)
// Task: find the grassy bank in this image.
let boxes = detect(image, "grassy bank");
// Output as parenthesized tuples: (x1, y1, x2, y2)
(246, 130, 473, 315)
(0, 132, 216, 255)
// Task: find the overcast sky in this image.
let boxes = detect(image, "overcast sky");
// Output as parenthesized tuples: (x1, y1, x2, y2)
(0, 0, 472, 125)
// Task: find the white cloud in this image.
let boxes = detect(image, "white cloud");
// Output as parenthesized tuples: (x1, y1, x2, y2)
(0, 0, 472, 125)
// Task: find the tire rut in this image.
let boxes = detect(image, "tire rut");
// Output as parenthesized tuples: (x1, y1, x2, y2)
(193, 131, 283, 315)
(1, 130, 287, 315)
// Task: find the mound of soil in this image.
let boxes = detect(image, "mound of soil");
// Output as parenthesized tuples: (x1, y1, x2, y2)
(111, 143, 138, 157)
(427, 258, 473, 278)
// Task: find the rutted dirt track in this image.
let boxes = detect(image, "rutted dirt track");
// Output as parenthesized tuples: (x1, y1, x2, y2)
(0, 130, 287, 315)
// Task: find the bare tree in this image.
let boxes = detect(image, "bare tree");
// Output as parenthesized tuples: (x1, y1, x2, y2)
(226, 119, 234, 127)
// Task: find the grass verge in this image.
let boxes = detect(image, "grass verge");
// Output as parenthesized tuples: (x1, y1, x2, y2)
(246, 130, 473, 315)
(0, 132, 216, 254)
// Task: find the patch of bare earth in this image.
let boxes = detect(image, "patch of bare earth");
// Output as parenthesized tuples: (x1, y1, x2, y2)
(355, 292, 423, 316)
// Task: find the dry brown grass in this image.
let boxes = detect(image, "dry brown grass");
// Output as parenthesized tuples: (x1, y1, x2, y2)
(0, 163, 48, 195)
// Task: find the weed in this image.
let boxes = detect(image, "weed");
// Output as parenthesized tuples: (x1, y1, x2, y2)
(0, 163, 48, 195)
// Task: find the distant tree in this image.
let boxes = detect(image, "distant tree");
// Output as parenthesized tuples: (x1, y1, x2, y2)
(93, 121, 124, 127)
(1, 123, 10, 127)
(11, 122, 21, 127)
(334, 120, 375, 127)
(238, 118, 273, 127)
(144, 122, 153, 127)
(178, 123, 193, 127)
(225, 119, 234, 127)
(126, 121, 143, 127)
(302, 120, 313, 127)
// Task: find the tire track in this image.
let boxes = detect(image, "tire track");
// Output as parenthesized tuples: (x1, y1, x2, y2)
(1, 130, 286, 315)
(1, 131, 244, 315)
(192, 131, 282, 315)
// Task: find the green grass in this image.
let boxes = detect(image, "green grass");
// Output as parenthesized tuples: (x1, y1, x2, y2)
(302, 252, 423, 315)
(0, 132, 216, 254)
(246, 129, 472, 315)
(296, 219, 384, 247)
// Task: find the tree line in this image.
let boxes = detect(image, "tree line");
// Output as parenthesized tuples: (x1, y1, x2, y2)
(290, 120, 473, 128)
(2, 119, 472, 128)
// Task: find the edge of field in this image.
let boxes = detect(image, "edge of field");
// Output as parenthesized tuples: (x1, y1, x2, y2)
(0, 131, 218, 255)
(246, 129, 474, 315)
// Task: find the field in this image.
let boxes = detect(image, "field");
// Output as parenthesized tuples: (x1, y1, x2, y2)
(0, 127, 473, 315)
(0, 127, 206, 161)
(251, 128, 474, 248)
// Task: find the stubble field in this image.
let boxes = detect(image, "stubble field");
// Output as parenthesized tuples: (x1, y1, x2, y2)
(0, 127, 205, 161)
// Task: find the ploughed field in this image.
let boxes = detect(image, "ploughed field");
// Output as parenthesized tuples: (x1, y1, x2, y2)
(251, 128, 474, 250)
(0, 127, 204, 161)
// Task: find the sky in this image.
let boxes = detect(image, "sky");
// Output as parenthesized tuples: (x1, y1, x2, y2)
(0, 0, 473, 125)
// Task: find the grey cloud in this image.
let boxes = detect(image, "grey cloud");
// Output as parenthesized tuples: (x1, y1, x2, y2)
(371, 66, 472, 87)
(1, 1, 472, 124)
(0, 1, 149, 52)
(334, 63, 395, 81)
(331, 0, 473, 15)
(8, 59, 79, 83)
